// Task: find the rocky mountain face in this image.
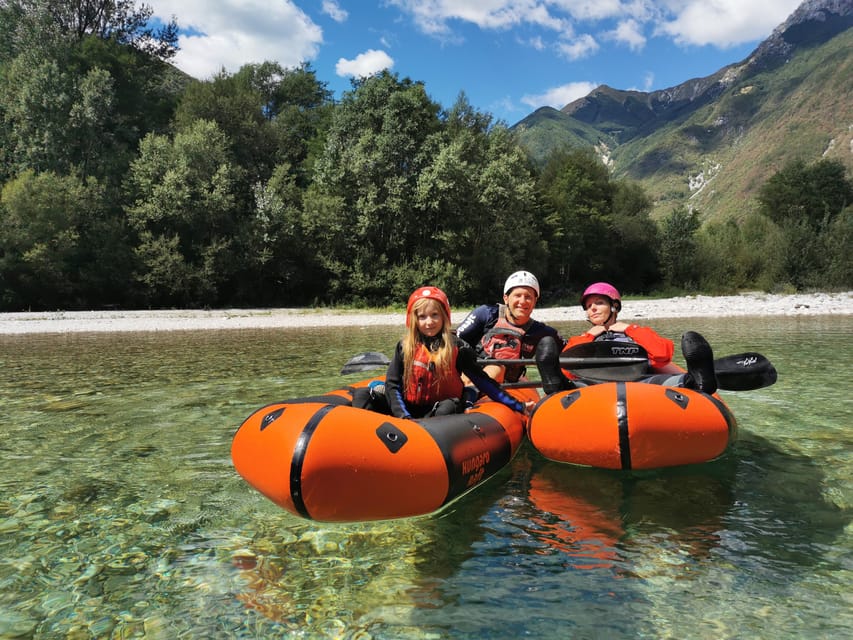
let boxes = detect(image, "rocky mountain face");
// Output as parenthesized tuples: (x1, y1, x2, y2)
(754, 0, 853, 62)
(512, 0, 853, 221)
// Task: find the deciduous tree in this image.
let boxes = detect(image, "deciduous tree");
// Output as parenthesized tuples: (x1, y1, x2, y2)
(0, 169, 121, 309)
(658, 205, 700, 289)
(1, 0, 177, 61)
(124, 120, 243, 306)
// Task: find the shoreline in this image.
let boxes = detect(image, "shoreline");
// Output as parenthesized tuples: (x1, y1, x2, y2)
(0, 291, 850, 335)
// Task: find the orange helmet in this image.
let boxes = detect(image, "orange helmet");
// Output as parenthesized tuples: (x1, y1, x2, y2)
(406, 286, 451, 326)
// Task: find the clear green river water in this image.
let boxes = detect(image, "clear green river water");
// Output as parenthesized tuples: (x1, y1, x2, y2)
(0, 315, 850, 639)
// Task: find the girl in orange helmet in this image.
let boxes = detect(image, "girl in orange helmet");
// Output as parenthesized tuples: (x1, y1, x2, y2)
(384, 286, 535, 419)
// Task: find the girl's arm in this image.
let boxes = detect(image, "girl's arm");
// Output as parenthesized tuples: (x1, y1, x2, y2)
(383, 342, 412, 419)
(456, 342, 525, 413)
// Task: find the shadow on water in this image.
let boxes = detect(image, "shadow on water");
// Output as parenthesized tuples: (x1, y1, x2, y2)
(401, 427, 847, 638)
(723, 430, 850, 567)
(226, 457, 524, 637)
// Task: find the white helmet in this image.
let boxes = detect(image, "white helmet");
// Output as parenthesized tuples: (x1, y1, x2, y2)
(503, 271, 540, 297)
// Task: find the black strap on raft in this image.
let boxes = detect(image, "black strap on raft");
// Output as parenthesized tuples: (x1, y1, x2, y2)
(419, 412, 512, 506)
(616, 382, 632, 470)
(289, 404, 336, 519)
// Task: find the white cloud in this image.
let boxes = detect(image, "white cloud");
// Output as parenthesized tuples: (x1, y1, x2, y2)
(525, 35, 547, 51)
(557, 34, 599, 60)
(322, 0, 348, 23)
(488, 95, 519, 119)
(387, 0, 802, 50)
(386, 0, 568, 36)
(606, 18, 646, 51)
(550, 0, 626, 22)
(336, 50, 395, 78)
(146, 1, 808, 87)
(521, 81, 599, 111)
(146, 0, 323, 79)
(627, 71, 655, 92)
(656, 0, 802, 48)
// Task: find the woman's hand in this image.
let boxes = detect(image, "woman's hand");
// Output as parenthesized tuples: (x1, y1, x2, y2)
(588, 322, 629, 336)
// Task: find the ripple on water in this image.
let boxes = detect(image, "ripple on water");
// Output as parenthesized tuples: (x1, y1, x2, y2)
(0, 320, 849, 639)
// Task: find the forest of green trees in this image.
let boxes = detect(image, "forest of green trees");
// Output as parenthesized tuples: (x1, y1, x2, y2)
(1, 1, 851, 311)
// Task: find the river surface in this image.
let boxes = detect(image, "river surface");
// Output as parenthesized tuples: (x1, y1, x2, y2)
(0, 316, 850, 639)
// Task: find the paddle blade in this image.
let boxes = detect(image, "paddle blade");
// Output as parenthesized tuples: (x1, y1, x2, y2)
(567, 360, 650, 382)
(714, 352, 777, 391)
(560, 340, 650, 382)
(340, 351, 390, 376)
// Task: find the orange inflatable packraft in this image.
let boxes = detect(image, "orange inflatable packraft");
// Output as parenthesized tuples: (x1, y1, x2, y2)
(231, 379, 535, 521)
(527, 382, 736, 470)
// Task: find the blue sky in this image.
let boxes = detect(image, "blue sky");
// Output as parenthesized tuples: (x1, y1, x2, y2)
(145, 0, 803, 126)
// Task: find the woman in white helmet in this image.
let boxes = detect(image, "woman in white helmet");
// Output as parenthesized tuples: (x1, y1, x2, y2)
(456, 270, 565, 384)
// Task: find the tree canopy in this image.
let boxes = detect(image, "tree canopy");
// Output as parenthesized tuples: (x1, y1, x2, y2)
(0, 5, 849, 311)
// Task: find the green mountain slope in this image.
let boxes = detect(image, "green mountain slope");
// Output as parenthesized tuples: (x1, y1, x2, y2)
(512, 0, 853, 222)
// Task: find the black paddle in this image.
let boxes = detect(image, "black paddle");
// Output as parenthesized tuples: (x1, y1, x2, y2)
(481, 340, 652, 382)
(340, 351, 390, 375)
(341, 349, 777, 391)
(712, 352, 778, 390)
(339, 350, 647, 378)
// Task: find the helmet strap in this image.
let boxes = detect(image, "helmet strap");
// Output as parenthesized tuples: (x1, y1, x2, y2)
(503, 302, 519, 324)
(585, 300, 617, 327)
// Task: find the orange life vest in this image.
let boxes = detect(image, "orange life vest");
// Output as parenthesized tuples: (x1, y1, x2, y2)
(405, 342, 465, 406)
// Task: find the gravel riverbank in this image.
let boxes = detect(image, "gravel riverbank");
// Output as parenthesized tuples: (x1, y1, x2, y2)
(0, 291, 850, 335)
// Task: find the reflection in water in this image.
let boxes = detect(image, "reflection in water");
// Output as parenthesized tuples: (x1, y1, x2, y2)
(0, 316, 850, 638)
(522, 458, 732, 573)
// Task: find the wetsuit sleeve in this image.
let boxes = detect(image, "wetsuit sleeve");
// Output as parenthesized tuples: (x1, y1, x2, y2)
(624, 325, 674, 368)
(456, 341, 525, 413)
(384, 341, 412, 419)
(455, 305, 493, 349)
(564, 333, 595, 350)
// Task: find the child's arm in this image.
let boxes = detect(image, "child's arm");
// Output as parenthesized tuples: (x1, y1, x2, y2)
(456, 341, 526, 413)
(383, 342, 413, 419)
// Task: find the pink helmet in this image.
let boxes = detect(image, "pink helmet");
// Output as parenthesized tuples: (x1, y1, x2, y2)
(406, 286, 451, 326)
(580, 282, 621, 311)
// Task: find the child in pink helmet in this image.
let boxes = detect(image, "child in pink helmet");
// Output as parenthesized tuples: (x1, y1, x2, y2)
(535, 282, 717, 395)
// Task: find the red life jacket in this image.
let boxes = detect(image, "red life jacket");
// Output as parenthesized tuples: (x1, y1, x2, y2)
(405, 342, 464, 406)
(480, 305, 532, 360)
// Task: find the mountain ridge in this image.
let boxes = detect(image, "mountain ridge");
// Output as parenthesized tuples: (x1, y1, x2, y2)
(512, 0, 853, 221)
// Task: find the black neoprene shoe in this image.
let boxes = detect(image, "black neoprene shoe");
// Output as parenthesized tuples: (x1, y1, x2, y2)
(682, 331, 717, 395)
(535, 336, 574, 395)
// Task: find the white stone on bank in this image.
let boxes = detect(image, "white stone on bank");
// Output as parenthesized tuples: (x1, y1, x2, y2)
(0, 292, 850, 334)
